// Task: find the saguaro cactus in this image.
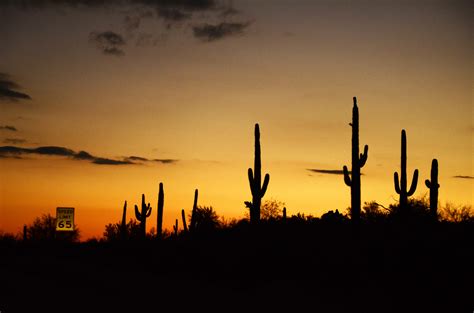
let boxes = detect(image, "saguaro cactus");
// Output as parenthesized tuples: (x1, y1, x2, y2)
(190, 189, 198, 232)
(157, 183, 164, 238)
(394, 129, 419, 212)
(173, 219, 178, 236)
(120, 200, 127, 240)
(248, 123, 270, 223)
(181, 209, 188, 233)
(135, 194, 152, 238)
(343, 97, 369, 223)
(425, 159, 439, 220)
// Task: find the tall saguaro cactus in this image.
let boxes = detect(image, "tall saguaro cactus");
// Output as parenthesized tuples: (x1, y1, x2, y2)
(121, 200, 127, 240)
(343, 97, 369, 222)
(157, 183, 164, 238)
(394, 129, 419, 212)
(135, 194, 152, 238)
(190, 189, 198, 232)
(425, 159, 439, 220)
(248, 123, 270, 223)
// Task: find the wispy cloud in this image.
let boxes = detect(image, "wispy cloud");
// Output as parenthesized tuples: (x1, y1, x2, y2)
(0, 73, 32, 102)
(0, 125, 18, 131)
(89, 31, 126, 56)
(193, 22, 251, 42)
(3, 138, 26, 144)
(453, 175, 474, 180)
(0, 145, 179, 166)
(307, 168, 364, 176)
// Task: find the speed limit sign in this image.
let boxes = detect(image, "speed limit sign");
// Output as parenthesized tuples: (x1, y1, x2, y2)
(56, 207, 75, 231)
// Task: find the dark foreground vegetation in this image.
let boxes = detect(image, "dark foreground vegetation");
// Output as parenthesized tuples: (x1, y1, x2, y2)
(1, 200, 473, 313)
(1, 98, 472, 312)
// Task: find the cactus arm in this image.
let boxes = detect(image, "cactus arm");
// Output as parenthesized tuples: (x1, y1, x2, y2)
(248, 168, 255, 193)
(343, 166, 352, 186)
(359, 145, 368, 167)
(261, 173, 270, 197)
(407, 169, 419, 196)
(394, 172, 401, 194)
(425, 179, 431, 188)
(145, 204, 152, 217)
(135, 204, 142, 220)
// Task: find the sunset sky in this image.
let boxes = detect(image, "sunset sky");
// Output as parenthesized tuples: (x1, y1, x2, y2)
(0, 0, 472, 240)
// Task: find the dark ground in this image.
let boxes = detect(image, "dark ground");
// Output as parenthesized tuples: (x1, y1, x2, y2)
(1, 221, 473, 313)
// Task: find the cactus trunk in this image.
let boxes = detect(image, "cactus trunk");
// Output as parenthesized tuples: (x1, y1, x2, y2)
(190, 189, 198, 232)
(181, 209, 188, 233)
(121, 200, 127, 240)
(343, 97, 368, 223)
(425, 159, 439, 220)
(394, 130, 419, 213)
(157, 182, 164, 238)
(248, 123, 270, 223)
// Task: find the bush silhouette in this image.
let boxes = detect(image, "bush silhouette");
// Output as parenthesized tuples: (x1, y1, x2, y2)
(103, 219, 142, 242)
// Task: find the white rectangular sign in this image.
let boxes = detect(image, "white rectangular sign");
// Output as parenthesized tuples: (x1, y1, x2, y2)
(56, 207, 75, 231)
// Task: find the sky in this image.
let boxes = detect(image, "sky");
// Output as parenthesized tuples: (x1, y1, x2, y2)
(0, 0, 472, 240)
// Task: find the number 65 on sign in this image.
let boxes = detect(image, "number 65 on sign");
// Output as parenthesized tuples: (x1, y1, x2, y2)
(56, 207, 75, 231)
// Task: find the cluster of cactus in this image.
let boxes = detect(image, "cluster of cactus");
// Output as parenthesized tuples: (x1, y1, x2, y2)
(340, 98, 439, 221)
(247, 123, 270, 224)
(115, 96, 443, 238)
(343, 97, 369, 223)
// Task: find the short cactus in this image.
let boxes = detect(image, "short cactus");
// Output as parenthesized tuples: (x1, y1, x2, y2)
(394, 129, 419, 212)
(134, 194, 152, 238)
(173, 219, 178, 236)
(425, 159, 440, 220)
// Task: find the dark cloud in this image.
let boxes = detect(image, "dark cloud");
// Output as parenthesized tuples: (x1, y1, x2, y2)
(453, 175, 474, 180)
(0, 125, 18, 131)
(157, 8, 191, 22)
(93, 157, 133, 165)
(153, 158, 178, 164)
(3, 138, 26, 144)
(89, 31, 126, 56)
(307, 169, 364, 176)
(0, 73, 32, 102)
(125, 156, 149, 162)
(0, 145, 178, 166)
(193, 22, 250, 42)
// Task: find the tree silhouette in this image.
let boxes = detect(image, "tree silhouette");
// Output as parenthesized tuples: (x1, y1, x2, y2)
(189, 206, 221, 232)
(25, 213, 80, 242)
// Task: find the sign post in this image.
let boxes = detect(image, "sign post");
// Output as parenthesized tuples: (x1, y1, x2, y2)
(56, 207, 75, 231)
